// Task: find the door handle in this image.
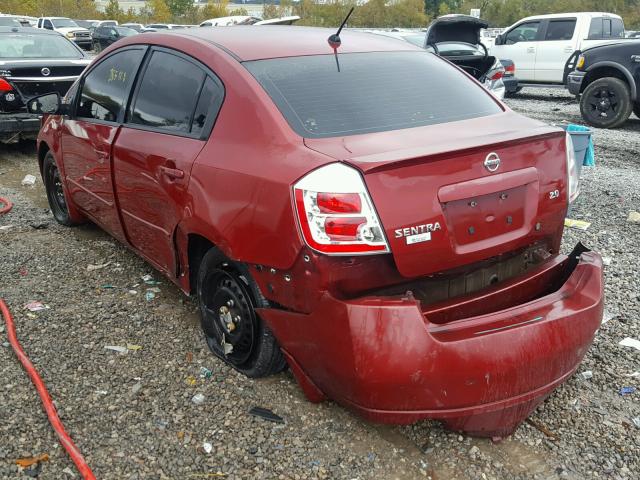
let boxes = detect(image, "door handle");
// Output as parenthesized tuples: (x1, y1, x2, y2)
(527, 47, 535, 53)
(564, 46, 574, 53)
(159, 165, 184, 180)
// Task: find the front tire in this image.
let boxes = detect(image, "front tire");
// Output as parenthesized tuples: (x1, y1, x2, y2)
(42, 152, 83, 226)
(633, 102, 640, 120)
(197, 248, 286, 378)
(93, 42, 102, 53)
(580, 77, 632, 128)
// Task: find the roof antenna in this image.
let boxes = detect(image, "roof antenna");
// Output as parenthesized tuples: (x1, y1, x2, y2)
(328, 7, 354, 72)
(328, 6, 354, 49)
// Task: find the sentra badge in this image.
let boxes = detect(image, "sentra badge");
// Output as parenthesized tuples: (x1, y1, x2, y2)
(395, 222, 441, 245)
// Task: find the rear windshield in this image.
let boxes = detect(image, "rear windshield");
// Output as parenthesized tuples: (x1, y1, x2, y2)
(0, 33, 82, 58)
(245, 51, 501, 138)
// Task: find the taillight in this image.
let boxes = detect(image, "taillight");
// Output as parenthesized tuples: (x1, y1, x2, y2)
(293, 163, 390, 255)
(504, 63, 516, 76)
(0, 78, 12, 92)
(565, 133, 580, 203)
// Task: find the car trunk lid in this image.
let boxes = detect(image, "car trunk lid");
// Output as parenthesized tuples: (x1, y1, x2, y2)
(304, 112, 568, 278)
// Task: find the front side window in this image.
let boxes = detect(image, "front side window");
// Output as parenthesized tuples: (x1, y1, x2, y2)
(505, 21, 540, 44)
(245, 51, 502, 138)
(43, 20, 53, 29)
(77, 48, 144, 122)
(544, 19, 576, 41)
(588, 18, 603, 39)
(612, 18, 624, 38)
(129, 50, 205, 133)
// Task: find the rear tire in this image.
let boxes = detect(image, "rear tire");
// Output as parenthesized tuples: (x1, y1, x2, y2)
(633, 102, 640, 120)
(197, 248, 286, 378)
(580, 77, 632, 129)
(42, 152, 84, 226)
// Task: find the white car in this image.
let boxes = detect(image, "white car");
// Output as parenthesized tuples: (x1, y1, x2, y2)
(491, 12, 627, 88)
(199, 15, 300, 27)
(36, 17, 91, 49)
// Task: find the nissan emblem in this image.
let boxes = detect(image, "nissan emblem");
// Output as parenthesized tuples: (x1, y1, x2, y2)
(484, 152, 501, 172)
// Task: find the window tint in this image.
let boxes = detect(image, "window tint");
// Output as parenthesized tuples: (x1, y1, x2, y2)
(505, 22, 540, 44)
(544, 19, 576, 41)
(603, 19, 612, 37)
(130, 50, 204, 133)
(191, 76, 224, 137)
(77, 48, 144, 122)
(245, 52, 502, 138)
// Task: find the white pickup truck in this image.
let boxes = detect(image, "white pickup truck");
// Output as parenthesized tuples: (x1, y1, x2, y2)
(36, 17, 92, 50)
(491, 12, 626, 89)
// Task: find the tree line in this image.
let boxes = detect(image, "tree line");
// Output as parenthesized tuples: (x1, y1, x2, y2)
(0, 0, 638, 29)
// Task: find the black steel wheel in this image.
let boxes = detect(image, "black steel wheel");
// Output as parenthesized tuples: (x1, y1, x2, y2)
(197, 248, 286, 377)
(43, 152, 77, 226)
(580, 77, 632, 129)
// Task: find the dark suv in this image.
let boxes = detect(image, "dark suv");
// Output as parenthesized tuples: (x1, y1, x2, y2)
(567, 41, 640, 128)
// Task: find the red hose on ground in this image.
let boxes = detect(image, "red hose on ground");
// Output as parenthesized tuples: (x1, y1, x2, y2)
(0, 196, 12, 215)
(0, 299, 96, 480)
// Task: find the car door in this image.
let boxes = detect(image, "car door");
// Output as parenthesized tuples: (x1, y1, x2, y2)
(495, 21, 542, 82)
(112, 48, 224, 274)
(59, 46, 146, 244)
(534, 18, 577, 83)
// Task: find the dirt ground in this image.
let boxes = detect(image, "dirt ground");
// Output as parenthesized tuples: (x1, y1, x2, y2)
(1, 89, 639, 479)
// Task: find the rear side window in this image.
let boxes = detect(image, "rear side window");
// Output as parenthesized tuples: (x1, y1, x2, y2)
(544, 19, 576, 41)
(190, 76, 224, 136)
(129, 50, 205, 133)
(245, 52, 501, 138)
(77, 48, 144, 122)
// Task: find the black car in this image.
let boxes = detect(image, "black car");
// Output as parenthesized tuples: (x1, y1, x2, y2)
(567, 41, 640, 128)
(91, 25, 138, 53)
(0, 26, 90, 143)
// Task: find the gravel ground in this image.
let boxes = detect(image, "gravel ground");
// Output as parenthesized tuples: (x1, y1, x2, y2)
(1, 88, 639, 479)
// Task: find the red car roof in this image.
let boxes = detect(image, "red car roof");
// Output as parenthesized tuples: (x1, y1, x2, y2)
(170, 26, 422, 61)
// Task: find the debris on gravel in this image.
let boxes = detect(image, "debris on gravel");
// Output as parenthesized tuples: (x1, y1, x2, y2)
(1, 89, 639, 479)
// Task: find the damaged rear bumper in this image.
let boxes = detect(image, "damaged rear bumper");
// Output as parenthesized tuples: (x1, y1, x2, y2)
(259, 245, 603, 437)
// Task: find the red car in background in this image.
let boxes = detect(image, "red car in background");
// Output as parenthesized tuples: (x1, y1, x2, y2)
(29, 26, 603, 437)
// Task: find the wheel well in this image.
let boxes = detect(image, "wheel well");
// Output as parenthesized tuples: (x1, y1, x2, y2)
(187, 234, 216, 294)
(37, 142, 50, 176)
(582, 67, 629, 94)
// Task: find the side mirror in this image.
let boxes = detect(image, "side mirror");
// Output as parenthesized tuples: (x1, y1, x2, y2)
(495, 34, 504, 46)
(27, 92, 64, 115)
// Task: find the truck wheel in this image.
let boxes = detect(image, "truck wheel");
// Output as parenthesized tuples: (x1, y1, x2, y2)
(197, 248, 286, 378)
(42, 152, 84, 226)
(93, 42, 102, 53)
(633, 103, 640, 120)
(580, 77, 632, 128)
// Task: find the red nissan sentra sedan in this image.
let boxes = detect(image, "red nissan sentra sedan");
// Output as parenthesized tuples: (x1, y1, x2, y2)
(29, 26, 603, 437)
